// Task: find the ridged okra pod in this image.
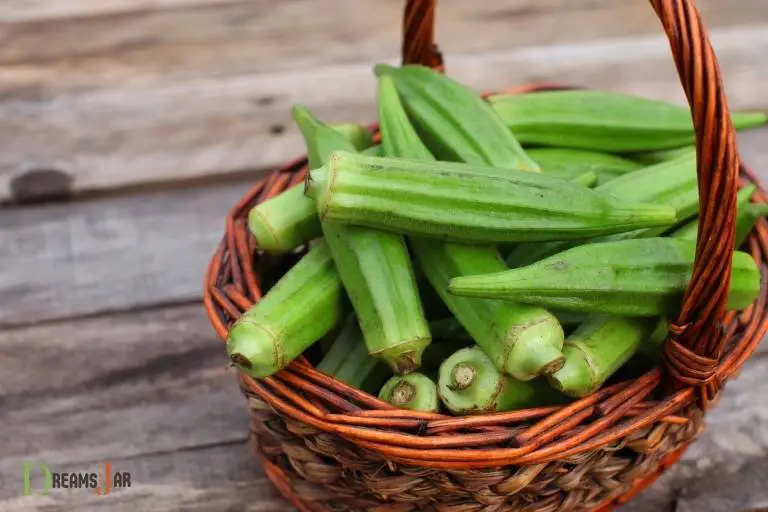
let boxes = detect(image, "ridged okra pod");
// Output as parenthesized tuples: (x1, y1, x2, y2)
(378, 373, 439, 412)
(315, 315, 361, 376)
(246, 110, 363, 252)
(411, 238, 565, 381)
(452, 238, 762, 317)
(506, 150, 699, 267)
(438, 346, 566, 415)
(631, 145, 696, 165)
(329, 123, 374, 152)
(374, 64, 540, 171)
(306, 152, 676, 244)
(549, 315, 658, 398)
(488, 90, 768, 152)
(293, 107, 430, 374)
(321, 220, 430, 373)
(672, 185, 767, 248)
(227, 241, 348, 377)
(527, 147, 642, 186)
(378, 73, 565, 380)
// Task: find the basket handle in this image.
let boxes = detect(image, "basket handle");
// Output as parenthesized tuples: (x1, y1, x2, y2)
(401, 0, 741, 408)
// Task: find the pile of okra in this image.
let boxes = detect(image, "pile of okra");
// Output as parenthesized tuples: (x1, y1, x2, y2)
(226, 64, 768, 415)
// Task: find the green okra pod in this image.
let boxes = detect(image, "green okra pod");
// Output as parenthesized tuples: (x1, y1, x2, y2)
(378, 373, 440, 412)
(294, 106, 430, 374)
(411, 238, 565, 381)
(315, 315, 360, 376)
(488, 90, 768, 152)
(548, 315, 658, 398)
(227, 241, 348, 378)
(438, 346, 566, 415)
(452, 238, 762, 317)
(378, 73, 566, 381)
(672, 185, 766, 248)
(246, 110, 364, 252)
(506, 150, 699, 267)
(527, 147, 643, 186)
(305, 152, 676, 244)
(374, 64, 540, 171)
(321, 220, 431, 373)
(631, 145, 696, 165)
(329, 123, 374, 152)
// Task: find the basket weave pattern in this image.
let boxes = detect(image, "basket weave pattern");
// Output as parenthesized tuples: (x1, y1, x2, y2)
(203, 1, 768, 510)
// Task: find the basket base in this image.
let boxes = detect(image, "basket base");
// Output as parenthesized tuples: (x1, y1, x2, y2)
(258, 445, 690, 512)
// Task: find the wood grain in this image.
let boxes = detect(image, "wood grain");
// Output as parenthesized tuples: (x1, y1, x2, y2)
(0, 181, 242, 327)
(0, 4, 766, 203)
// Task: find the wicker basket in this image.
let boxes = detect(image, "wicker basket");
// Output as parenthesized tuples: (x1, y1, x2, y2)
(203, 1, 768, 510)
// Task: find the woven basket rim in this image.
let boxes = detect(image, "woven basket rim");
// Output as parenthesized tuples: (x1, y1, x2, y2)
(202, 82, 768, 469)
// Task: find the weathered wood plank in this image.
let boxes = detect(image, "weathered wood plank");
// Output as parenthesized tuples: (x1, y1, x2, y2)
(0, 0, 243, 23)
(0, 303, 281, 509)
(2, 121, 768, 327)
(2, 24, 767, 204)
(0, 304, 249, 484)
(0, 445, 286, 512)
(5, 0, 766, 68)
(0, 181, 243, 327)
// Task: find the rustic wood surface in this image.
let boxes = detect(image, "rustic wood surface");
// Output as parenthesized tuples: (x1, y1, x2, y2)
(1, 1, 767, 511)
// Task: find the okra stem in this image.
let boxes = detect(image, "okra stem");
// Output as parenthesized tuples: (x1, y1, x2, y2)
(378, 373, 439, 412)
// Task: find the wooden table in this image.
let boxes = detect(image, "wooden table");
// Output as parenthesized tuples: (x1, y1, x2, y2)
(1, 1, 767, 510)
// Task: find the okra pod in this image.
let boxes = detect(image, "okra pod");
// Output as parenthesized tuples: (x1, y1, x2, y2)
(315, 315, 360, 376)
(247, 108, 361, 252)
(672, 185, 766, 248)
(378, 78, 567, 381)
(306, 152, 676, 244)
(378, 373, 440, 412)
(227, 241, 348, 377)
(506, 150, 698, 267)
(411, 238, 565, 381)
(322, 220, 431, 373)
(438, 346, 566, 415)
(294, 107, 431, 374)
(362, 144, 384, 157)
(330, 123, 374, 152)
(451, 237, 762, 317)
(548, 315, 658, 398)
(374, 64, 540, 171)
(631, 145, 696, 165)
(527, 147, 643, 186)
(570, 170, 598, 188)
(489, 90, 767, 152)
(378, 75, 435, 162)
(315, 315, 381, 389)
